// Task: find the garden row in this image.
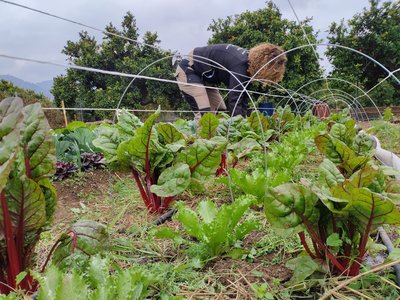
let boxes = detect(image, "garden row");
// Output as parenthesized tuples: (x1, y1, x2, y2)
(1, 96, 400, 299)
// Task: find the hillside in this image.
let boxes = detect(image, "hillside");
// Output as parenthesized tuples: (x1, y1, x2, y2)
(0, 79, 63, 128)
(0, 74, 53, 99)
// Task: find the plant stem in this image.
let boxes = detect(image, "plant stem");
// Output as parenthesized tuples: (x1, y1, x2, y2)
(349, 203, 374, 276)
(40, 239, 62, 272)
(320, 259, 400, 300)
(159, 196, 175, 213)
(311, 237, 323, 259)
(294, 208, 345, 273)
(1, 191, 20, 290)
(298, 232, 316, 259)
(131, 169, 151, 210)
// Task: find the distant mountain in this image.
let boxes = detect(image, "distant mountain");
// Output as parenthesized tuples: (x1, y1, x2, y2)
(0, 75, 53, 99)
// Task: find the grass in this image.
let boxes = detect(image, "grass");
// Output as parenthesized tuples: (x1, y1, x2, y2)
(368, 120, 400, 154)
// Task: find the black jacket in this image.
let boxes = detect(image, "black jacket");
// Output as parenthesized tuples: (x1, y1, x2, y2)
(192, 44, 250, 116)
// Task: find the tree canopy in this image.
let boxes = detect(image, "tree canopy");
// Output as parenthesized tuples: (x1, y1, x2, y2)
(326, 0, 400, 106)
(52, 12, 183, 121)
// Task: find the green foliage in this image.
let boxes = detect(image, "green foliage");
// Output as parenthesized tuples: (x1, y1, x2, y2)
(155, 197, 258, 260)
(175, 136, 227, 191)
(207, 1, 323, 95)
(367, 120, 400, 152)
(0, 97, 56, 294)
(149, 163, 190, 197)
(0, 80, 64, 128)
(197, 112, 220, 139)
(51, 220, 110, 271)
(94, 110, 227, 212)
(383, 107, 394, 122)
(34, 256, 157, 300)
(53, 121, 100, 167)
(52, 12, 183, 121)
(264, 117, 400, 279)
(326, 0, 400, 105)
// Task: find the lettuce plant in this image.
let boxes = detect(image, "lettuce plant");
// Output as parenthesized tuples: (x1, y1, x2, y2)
(264, 122, 400, 277)
(155, 197, 258, 260)
(33, 256, 157, 300)
(0, 97, 56, 294)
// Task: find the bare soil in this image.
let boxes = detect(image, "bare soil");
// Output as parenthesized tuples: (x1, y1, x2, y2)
(52, 168, 117, 223)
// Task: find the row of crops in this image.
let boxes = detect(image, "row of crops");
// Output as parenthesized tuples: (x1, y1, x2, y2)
(1, 96, 400, 299)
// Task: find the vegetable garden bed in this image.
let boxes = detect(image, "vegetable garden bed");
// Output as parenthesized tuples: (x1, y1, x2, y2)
(1, 97, 400, 299)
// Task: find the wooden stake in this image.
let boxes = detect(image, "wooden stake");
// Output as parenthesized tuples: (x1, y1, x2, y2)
(61, 100, 68, 127)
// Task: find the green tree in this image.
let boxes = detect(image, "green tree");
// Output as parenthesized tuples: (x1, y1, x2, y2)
(207, 1, 324, 104)
(52, 12, 183, 121)
(326, 0, 400, 106)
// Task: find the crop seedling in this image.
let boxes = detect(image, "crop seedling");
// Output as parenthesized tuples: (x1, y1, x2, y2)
(32, 256, 157, 300)
(154, 197, 258, 260)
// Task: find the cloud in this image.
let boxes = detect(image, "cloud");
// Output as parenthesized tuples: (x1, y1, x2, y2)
(0, 0, 371, 82)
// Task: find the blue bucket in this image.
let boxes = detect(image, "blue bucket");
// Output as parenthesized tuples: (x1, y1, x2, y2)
(258, 102, 274, 116)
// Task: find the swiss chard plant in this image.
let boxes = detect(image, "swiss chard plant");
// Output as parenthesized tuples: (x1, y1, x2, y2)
(264, 121, 400, 278)
(154, 197, 258, 260)
(0, 97, 56, 294)
(44, 220, 110, 272)
(94, 110, 227, 213)
(208, 112, 267, 176)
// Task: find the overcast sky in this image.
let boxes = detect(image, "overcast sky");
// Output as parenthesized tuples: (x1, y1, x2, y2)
(0, 0, 372, 83)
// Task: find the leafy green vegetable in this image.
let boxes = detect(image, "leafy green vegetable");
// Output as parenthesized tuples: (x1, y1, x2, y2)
(156, 197, 258, 260)
(34, 256, 157, 300)
(197, 112, 219, 139)
(51, 220, 110, 271)
(0, 97, 56, 294)
(264, 118, 400, 279)
(150, 164, 191, 197)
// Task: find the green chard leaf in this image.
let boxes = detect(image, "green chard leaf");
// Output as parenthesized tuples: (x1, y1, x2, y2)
(347, 188, 400, 231)
(0, 97, 24, 192)
(4, 175, 47, 234)
(116, 109, 143, 139)
(93, 125, 121, 165)
(197, 112, 220, 139)
(228, 137, 261, 159)
(150, 163, 190, 197)
(247, 111, 269, 132)
(21, 103, 56, 179)
(157, 122, 185, 144)
(116, 109, 173, 173)
(319, 159, 345, 188)
(264, 183, 320, 233)
(176, 136, 227, 190)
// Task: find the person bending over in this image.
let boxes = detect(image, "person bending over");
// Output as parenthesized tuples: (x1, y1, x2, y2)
(175, 43, 287, 119)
